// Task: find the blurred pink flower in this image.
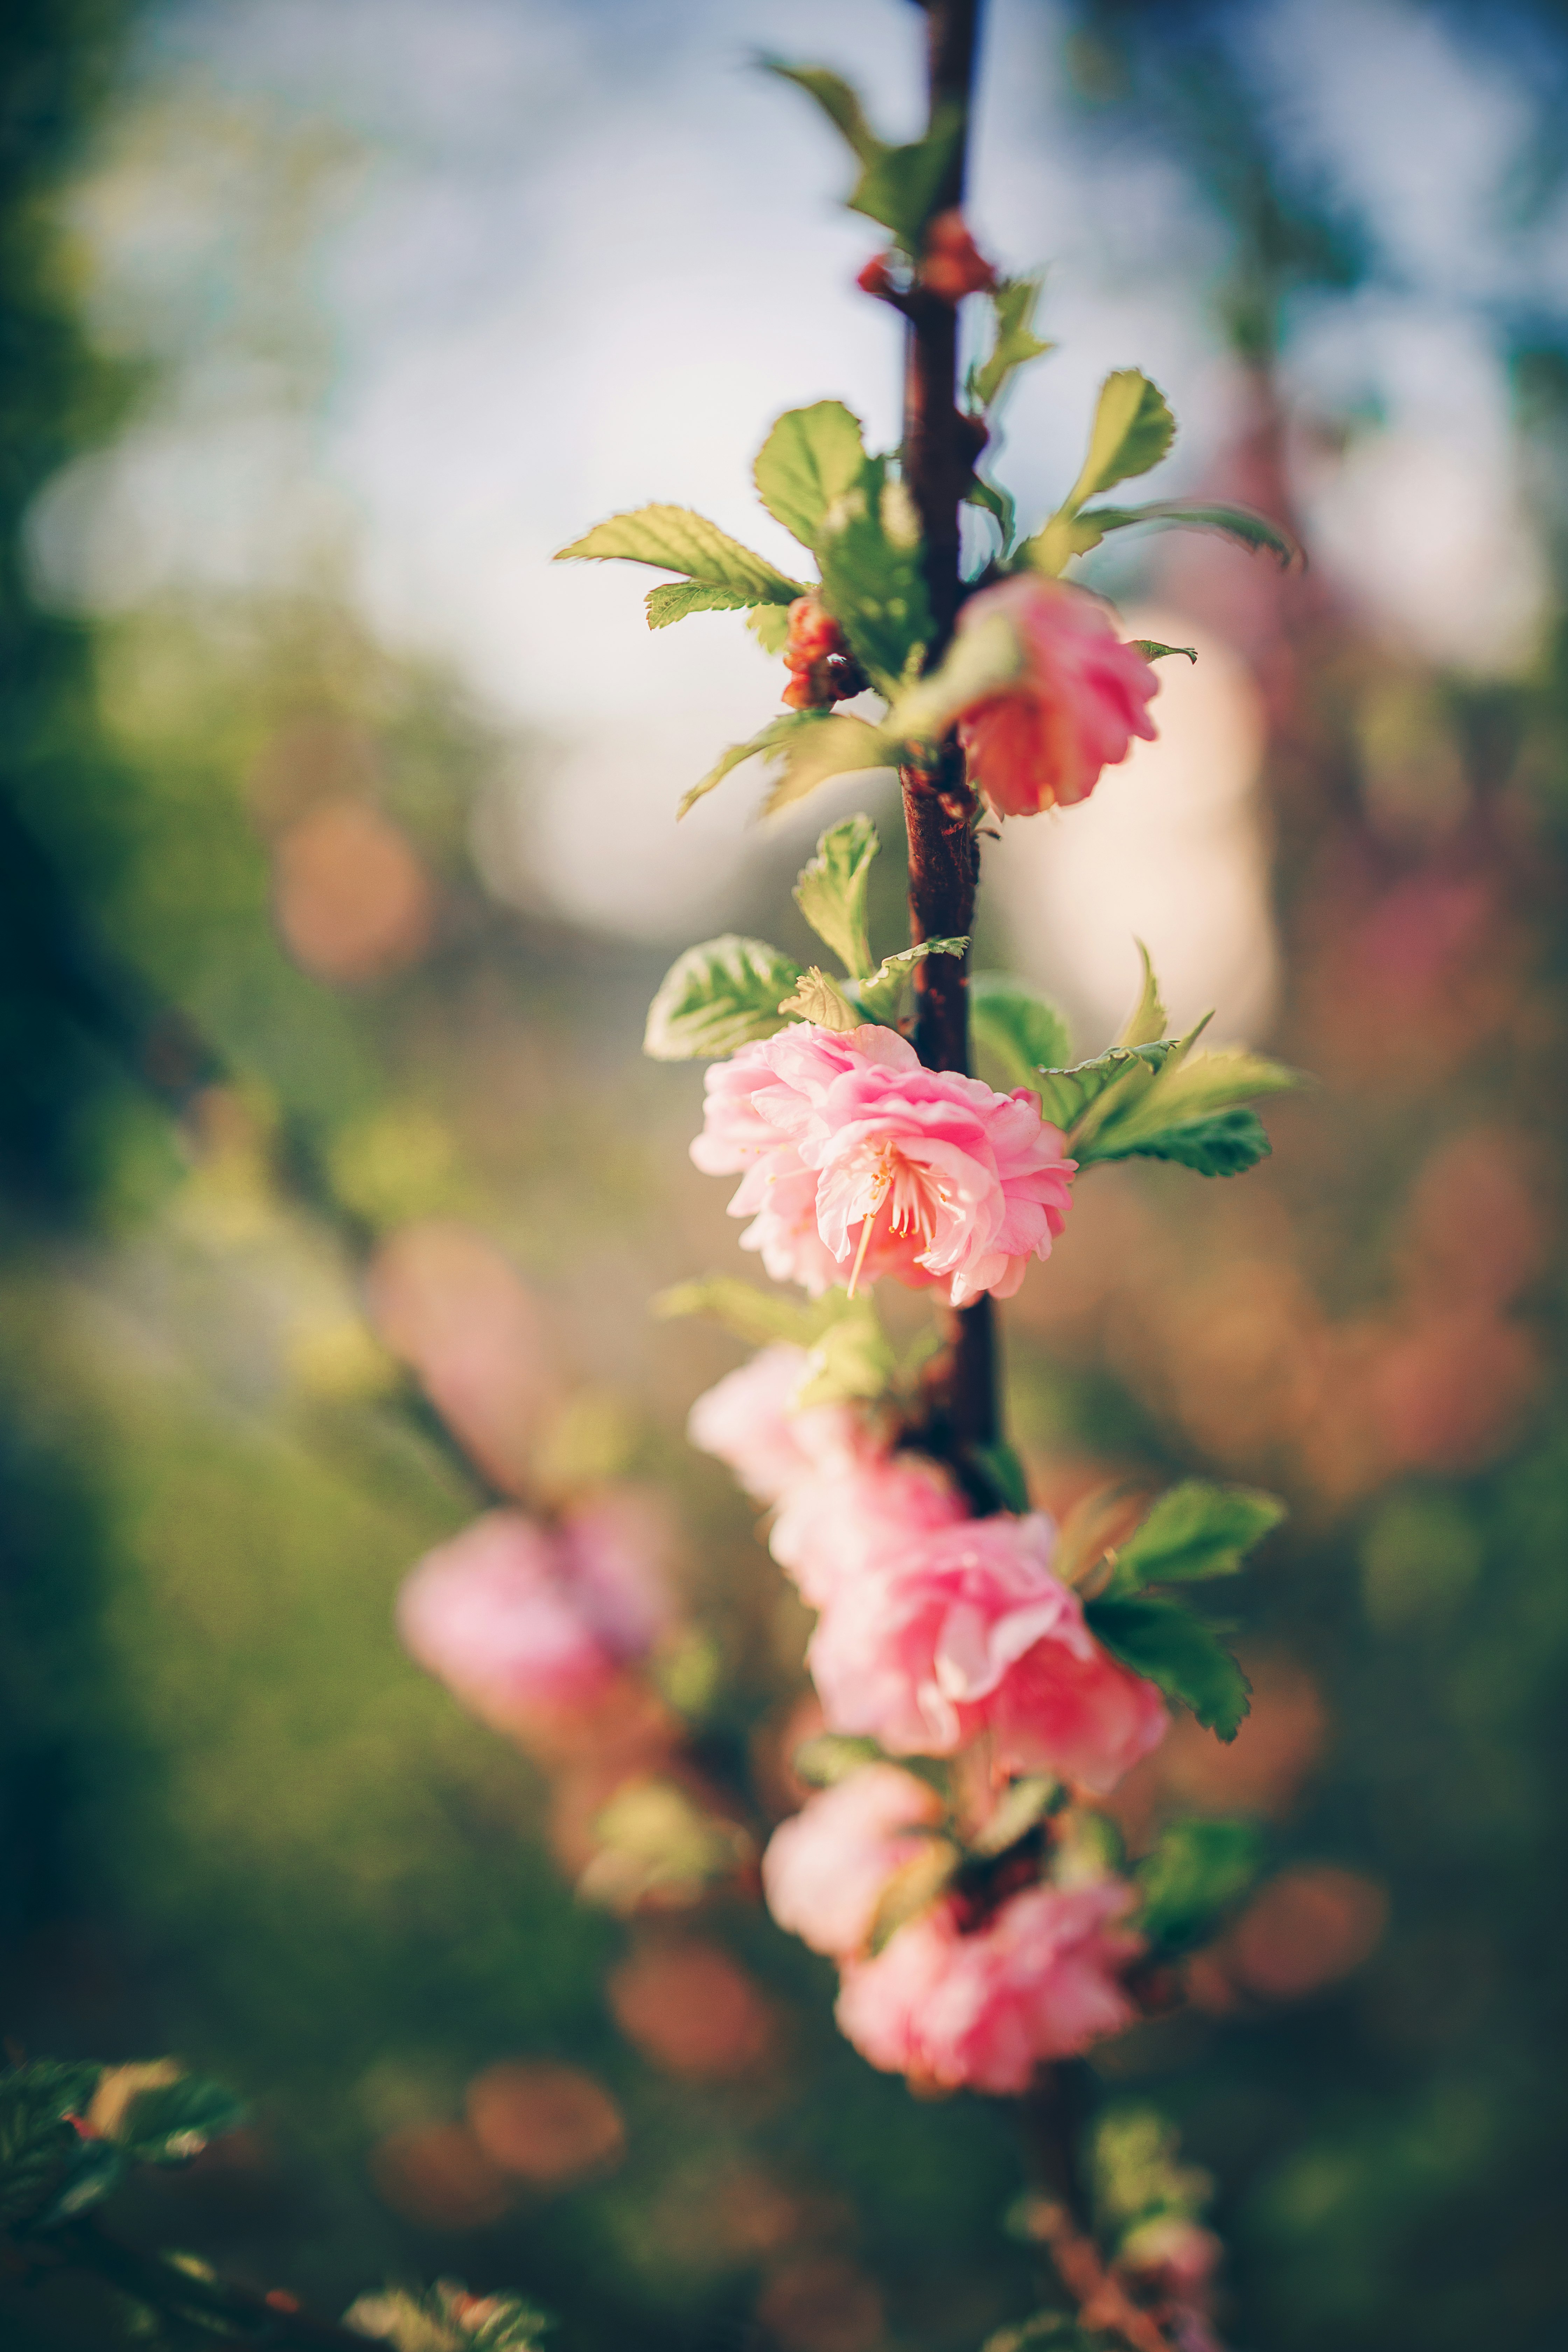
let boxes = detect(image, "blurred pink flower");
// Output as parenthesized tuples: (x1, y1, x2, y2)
(686, 1343, 864, 1503)
(398, 1502, 667, 1730)
(692, 1023, 1074, 1307)
(808, 1512, 1167, 1792)
(366, 1220, 548, 1494)
(770, 1452, 966, 1606)
(835, 1878, 1141, 2092)
(762, 1765, 944, 1957)
(954, 576, 1160, 817)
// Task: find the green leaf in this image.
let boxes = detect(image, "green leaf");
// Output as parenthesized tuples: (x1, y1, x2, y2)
(793, 814, 878, 978)
(1085, 1596, 1251, 1740)
(1112, 1480, 1286, 1595)
(965, 472, 1017, 554)
(651, 1276, 840, 1350)
(1032, 1041, 1171, 1134)
(793, 1732, 888, 1787)
(1066, 369, 1177, 506)
(645, 579, 758, 630)
(347, 2281, 552, 2352)
(1067, 1020, 1212, 1154)
(1136, 1818, 1263, 1953)
(758, 711, 899, 818)
(1082, 1044, 1300, 1161)
(969, 1773, 1058, 1857)
(32, 2139, 127, 2227)
(644, 934, 802, 1060)
(817, 454, 933, 691)
(1018, 372, 1178, 576)
(0, 2064, 98, 2231)
(759, 63, 963, 253)
(1023, 510, 1109, 576)
(117, 2075, 246, 2166)
(868, 1836, 960, 1952)
(1113, 1104, 1274, 1177)
(1074, 497, 1300, 570)
(759, 60, 879, 162)
(747, 602, 793, 656)
(970, 974, 1072, 1093)
(967, 1437, 1031, 1516)
(778, 966, 860, 1032)
(969, 275, 1053, 412)
(847, 104, 966, 253)
(1116, 941, 1169, 1050)
(554, 503, 806, 606)
(755, 402, 868, 554)
(1132, 638, 1197, 664)
(793, 1291, 897, 1408)
(680, 710, 893, 819)
(847, 936, 968, 1025)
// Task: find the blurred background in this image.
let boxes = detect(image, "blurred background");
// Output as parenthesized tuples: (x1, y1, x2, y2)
(2, 0, 1566, 2345)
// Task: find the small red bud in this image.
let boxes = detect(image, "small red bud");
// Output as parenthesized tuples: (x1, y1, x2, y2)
(919, 210, 996, 301)
(264, 2291, 301, 2314)
(779, 597, 869, 710)
(857, 252, 897, 299)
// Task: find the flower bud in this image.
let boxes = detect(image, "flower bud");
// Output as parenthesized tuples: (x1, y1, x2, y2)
(919, 210, 997, 301)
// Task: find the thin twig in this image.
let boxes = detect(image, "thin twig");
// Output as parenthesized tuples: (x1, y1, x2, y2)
(46, 2217, 388, 2350)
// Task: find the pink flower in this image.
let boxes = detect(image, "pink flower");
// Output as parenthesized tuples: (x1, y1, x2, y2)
(770, 1452, 967, 1607)
(687, 1343, 865, 1504)
(692, 1022, 1075, 1308)
(954, 576, 1160, 817)
(762, 1765, 944, 1957)
(397, 1502, 667, 1729)
(835, 1878, 1142, 2092)
(808, 1512, 1167, 1793)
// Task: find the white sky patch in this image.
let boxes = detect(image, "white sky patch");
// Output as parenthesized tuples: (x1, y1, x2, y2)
(987, 612, 1275, 1052)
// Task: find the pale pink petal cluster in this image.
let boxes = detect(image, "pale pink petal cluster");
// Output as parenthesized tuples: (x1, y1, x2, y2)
(835, 1878, 1143, 2092)
(761, 1765, 944, 1956)
(686, 1343, 865, 1503)
(770, 1452, 967, 1606)
(808, 1511, 1167, 1792)
(954, 576, 1160, 818)
(397, 1503, 667, 1729)
(692, 1021, 1074, 1307)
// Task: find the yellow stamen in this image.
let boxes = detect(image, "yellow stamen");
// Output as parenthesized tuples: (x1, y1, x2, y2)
(846, 1178, 890, 1298)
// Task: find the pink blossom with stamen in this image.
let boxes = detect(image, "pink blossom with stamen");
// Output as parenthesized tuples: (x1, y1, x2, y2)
(834, 1878, 1143, 2091)
(691, 1023, 1074, 1307)
(808, 1511, 1167, 1792)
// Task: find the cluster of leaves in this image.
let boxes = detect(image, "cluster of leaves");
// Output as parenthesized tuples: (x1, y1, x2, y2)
(1074, 1478, 1286, 1741)
(344, 2282, 551, 2352)
(556, 376, 1289, 824)
(648, 815, 1299, 1190)
(0, 2057, 243, 2238)
(553, 58, 1299, 828)
(978, 944, 1300, 1180)
(0, 2056, 554, 2351)
(644, 812, 967, 1055)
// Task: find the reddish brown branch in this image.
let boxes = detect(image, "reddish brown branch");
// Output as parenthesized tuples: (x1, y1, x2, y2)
(897, 0, 992, 1440)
